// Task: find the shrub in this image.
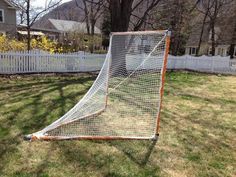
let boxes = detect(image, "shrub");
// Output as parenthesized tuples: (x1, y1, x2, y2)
(31, 37, 58, 53)
(0, 35, 26, 52)
(0, 35, 60, 53)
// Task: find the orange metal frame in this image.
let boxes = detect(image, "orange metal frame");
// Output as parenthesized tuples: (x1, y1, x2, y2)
(25, 30, 171, 142)
(28, 135, 152, 141)
(105, 55, 110, 108)
(112, 30, 167, 35)
(155, 31, 171, 136)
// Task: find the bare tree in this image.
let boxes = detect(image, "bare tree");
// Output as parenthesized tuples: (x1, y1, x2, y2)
(229, 22, 236, 59)
(228, 1, 236, 59)
(198, 0, 233, 56)
(196, 0, 213, 56)
(75, 0, 105, 52)
(107, 0, 162, 32)
(149, 0, 195, 55)
(106, 0, 162, 76)
(131, 0, 162, 31)
(12, 0, 62, 51)
(169, 0, 194, 55)
(13, 0, 27, 24)
(75, 0, 104, 35)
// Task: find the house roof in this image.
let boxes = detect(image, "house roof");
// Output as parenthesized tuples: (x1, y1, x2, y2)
(48, 19, 101, 34)
(3, 0, 19, 9)
(18, 24, 61, 34)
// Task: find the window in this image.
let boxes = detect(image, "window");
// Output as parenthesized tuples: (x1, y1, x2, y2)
(217, 47, 227, 56)
(189, 47, 197, 55)
(144, 45, 151, 53)
(221, 48, 225, 56)
(217, 48, 221, 55)
(137, 44, 151, 54)
(208, 47, 212, 55)
(48, 34, 57, 41)
(0, 9, 4, 23)
(234, 46, 236, 57)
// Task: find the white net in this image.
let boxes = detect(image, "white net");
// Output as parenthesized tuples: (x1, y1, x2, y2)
(30, 30, 169, 140)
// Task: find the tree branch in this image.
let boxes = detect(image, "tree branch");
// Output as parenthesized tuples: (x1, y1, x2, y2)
(132, 0, 161, 31)
(29, 0, 62, 26)
(131, 0, 144, 12)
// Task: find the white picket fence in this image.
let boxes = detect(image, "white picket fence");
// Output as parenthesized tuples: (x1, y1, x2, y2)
(167, 55, 236, 74)
(0, 51, 235, 74)
(0, 51, 106, 74)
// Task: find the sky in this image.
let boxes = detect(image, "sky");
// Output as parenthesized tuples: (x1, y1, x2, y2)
(32, 0, 72, 8)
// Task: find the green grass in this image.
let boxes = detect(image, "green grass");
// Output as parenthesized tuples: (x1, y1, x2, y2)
(0, 71, 235, 177)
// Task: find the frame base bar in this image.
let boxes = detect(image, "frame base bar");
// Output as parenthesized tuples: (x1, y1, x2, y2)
(153, 133, 159, 141)
(23, 134, 158, 141)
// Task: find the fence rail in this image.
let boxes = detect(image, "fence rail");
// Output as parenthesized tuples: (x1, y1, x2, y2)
(0, 51, 235, 74)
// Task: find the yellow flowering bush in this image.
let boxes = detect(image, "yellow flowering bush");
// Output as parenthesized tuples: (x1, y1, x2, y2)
(0, 35, 59, 53)
(0, 35, 26, 52)
(0, 34, 102, 53)
(31, 37, 58, 53)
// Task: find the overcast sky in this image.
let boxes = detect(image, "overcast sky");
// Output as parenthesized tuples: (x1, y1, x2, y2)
(32, 0, 72, 8)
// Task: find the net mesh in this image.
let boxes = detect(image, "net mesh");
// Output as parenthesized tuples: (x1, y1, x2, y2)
(33, 31, 168, 140)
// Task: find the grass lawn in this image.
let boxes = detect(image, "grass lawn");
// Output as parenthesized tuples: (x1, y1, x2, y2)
(0, 71, 235, 177)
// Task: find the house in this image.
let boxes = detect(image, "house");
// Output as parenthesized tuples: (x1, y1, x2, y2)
(0, 0, 18, 36)
(185, 24, 236, 57)
(17, 24, 45, 40)
(185, 3, 236, 58)
(31, 18, 101, 42)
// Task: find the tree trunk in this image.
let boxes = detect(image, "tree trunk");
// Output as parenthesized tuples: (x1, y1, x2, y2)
(110, 35, 127, 76)
(82, 0, 90, 35)
(210, 21, 216, 56)
(110, 0, 133, 32)
(229, 44, 235, 59)
(27, 0, 31, 51)
(196, 12, 208, 56)
(110, 0, 134, 76)
(89, 19, 96, 53)
(229, 19, 236, 59)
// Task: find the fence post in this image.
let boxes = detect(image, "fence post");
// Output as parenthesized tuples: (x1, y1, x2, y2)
(185, 55, 188, 69)
(211, 58, 214, 72)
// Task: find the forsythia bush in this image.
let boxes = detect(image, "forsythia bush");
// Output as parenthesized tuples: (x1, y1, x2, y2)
(31, 37, 58, 53)
(0, 35, 26, 51)
(0, 34, 103, 53)
(0, 35, 60, 53)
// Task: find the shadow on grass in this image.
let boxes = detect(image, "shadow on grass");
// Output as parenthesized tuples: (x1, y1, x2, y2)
(0, 73, 159, 176)
(53, 139, 160, 177)
(107, 139, 157, 166)
(1, 72, 235, 176)
(0, 75, 95, 174)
